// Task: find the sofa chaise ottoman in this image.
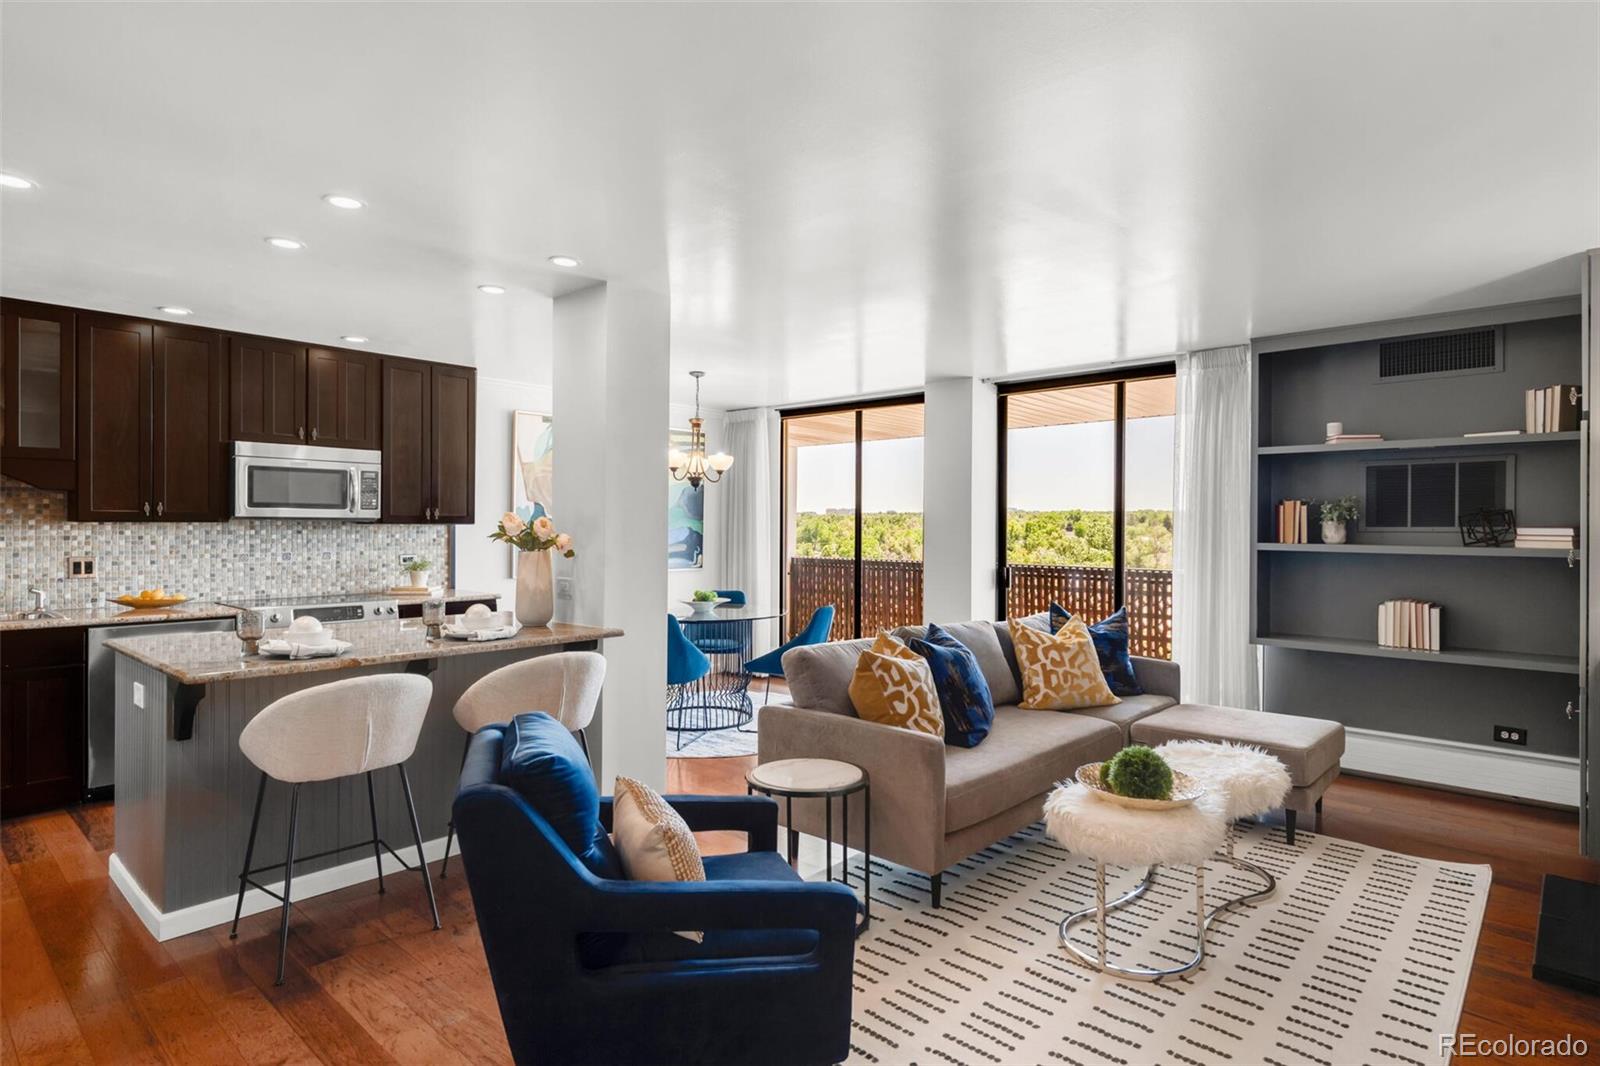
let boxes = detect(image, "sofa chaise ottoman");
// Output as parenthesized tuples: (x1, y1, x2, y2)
(1130, 703, 1343, 844)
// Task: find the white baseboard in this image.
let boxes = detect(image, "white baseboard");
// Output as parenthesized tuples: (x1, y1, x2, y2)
(1342, 726, 1580, 807)
(109, 835, 452, 943)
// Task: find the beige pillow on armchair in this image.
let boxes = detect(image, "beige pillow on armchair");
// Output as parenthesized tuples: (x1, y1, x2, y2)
(613, 775, 706, 942)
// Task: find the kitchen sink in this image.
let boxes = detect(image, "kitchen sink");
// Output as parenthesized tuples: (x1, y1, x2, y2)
(0, 609, 63, 622)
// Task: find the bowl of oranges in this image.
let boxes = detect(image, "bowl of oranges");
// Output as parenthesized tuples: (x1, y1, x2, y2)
(113, 588, 189, 609)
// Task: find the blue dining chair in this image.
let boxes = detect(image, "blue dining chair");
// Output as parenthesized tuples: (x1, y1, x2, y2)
(668, 613, 712, 687)
(690, 588, 750, 658)
(744, 604, 836, 704)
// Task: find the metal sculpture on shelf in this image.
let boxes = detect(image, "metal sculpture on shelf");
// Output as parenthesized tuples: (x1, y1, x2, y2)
(1459, 508, 1515, 547)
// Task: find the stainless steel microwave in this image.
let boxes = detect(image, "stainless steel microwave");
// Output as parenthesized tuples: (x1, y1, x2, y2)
(232, 441, 382, 520)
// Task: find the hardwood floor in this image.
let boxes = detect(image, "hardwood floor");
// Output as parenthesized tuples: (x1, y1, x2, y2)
(2, 768, 1594, 1064)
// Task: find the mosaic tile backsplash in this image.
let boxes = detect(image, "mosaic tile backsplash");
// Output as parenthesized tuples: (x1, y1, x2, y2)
(2, 483, 452, 609)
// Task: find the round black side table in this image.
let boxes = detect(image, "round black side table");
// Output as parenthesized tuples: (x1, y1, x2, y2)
(746, 758, 871, 935)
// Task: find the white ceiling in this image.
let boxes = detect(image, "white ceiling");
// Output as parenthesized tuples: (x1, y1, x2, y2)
(2, 3, 1595, 409)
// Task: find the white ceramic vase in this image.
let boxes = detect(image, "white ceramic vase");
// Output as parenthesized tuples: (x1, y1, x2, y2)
(1321, 519, 1348, 545)
(516, 550, 555, 627)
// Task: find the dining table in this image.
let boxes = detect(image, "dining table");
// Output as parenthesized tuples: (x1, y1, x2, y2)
(668, 605, 786, 747)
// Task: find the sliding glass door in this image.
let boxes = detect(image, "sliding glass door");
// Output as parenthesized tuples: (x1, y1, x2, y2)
(998, 368, 1176, 658)
(782, 399, 924, 640)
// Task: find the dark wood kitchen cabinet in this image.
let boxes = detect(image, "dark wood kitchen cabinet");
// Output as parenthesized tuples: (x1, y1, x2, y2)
(74, 313, 225, 521)
(382, 357, 475, 523)
(230, 334, 306, 445)
(1, 300, 77, 490)
(308, 346, 379, 449)
(152, 322, 225, 520)
(0, 628, 86, 818)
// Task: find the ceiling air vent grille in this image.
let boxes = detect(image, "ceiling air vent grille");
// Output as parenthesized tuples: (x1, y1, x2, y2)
(1378, 327, 1501, 381)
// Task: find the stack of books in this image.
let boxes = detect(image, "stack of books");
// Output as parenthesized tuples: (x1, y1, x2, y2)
(1514, 526, 1576, 550)
(1275, 499, 1310, 543)
(1378, 599, 1441, 652)
(1524, 385, 1581, 433)
(1326, 431, 1384, 444)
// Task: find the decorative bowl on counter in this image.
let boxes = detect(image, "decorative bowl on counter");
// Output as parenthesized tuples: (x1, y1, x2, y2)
(113, 591, 189, 609)
(682, 597, 730, 616)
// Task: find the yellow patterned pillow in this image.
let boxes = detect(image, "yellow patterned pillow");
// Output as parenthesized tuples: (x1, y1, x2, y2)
(1009, 617, 1120, 711)
(847, 631, 944, 737)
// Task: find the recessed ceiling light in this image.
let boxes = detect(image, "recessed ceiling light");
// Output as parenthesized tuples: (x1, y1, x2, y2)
(478, 284, 507, 295)
(322, 193, 365, 210)
(547, 255, 581, 268)
(0, 172, 35, 190)
(265, 236, 305, 250)
(157, 306, 193, 316)
(341, 335, 369, 344)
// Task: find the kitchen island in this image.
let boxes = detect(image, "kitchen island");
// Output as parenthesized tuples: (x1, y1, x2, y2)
(102, 617, 622, 940)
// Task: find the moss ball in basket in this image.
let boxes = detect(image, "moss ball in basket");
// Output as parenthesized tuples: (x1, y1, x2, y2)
(1103, 745, 1174, 802)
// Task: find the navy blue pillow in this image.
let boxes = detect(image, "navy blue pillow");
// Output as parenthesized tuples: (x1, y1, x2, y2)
(499, 712, 623, 880)
(907, 622, 996, 748)
(1048, 603, 1144, 697)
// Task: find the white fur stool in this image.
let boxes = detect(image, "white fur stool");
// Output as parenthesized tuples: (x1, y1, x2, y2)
(1157, 740, 1290, 911)
(1043, 782, 1227, 981)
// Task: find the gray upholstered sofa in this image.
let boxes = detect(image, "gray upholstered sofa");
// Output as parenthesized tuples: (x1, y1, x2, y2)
(758, 616, 1343, 906)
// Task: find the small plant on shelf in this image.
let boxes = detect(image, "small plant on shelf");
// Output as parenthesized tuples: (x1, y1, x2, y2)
(1319, 496, 1360, 545)
(1103, 745, 1174, 801)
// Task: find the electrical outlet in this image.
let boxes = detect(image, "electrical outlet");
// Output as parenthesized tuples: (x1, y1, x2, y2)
(399, 553, 418, 566)
(132, 682, 145, 709)
(67, 555, 95, 578)
(556, 577, 574, 601)
(1493, 725, 1527, 746)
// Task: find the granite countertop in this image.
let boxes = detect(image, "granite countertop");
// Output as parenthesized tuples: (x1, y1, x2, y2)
(104, 618, 623, 685)
(0, 589, 500, 633)
(0, 602, 242, 633)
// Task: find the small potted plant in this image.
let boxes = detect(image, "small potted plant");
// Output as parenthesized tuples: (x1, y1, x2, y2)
(402, 557, 433, 588)
(689, 589, 721, 616)
(490, 512, 576, 626)
(1320, 496, 1360, 545)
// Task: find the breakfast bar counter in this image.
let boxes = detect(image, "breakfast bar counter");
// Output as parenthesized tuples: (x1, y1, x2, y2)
(103, 617, 624, 940)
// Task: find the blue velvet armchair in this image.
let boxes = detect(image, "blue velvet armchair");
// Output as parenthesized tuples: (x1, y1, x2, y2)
(453, 714, 858, 1066)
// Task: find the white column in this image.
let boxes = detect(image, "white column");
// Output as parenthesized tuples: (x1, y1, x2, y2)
(921, 377, 998, 622)
(553, 282, 671, 789)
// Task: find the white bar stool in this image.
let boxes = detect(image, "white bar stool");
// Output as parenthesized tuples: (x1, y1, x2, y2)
(230, 673, 440, 985)
(439, 651, 605, 877)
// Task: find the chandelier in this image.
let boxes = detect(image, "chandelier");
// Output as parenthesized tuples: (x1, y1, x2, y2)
(669, 371, 734, 488)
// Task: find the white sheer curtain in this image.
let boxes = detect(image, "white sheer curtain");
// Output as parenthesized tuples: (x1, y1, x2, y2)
(718, 407, 775, 650)
(1172, 344, 1259, 709)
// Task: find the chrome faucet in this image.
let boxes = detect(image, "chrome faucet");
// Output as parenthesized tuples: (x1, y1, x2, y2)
(28, 586, 47, 612)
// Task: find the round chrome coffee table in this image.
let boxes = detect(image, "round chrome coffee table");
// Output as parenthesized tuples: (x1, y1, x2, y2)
(747, 758, 871, 935)
(1044, 783, 1227, 981)
(1155, 740, 1291, 916)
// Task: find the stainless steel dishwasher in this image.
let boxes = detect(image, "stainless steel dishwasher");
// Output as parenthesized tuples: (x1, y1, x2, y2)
(86, 616, 236, 796)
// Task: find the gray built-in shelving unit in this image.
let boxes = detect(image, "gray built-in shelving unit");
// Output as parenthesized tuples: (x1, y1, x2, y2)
(1251, 296, 1584, 765)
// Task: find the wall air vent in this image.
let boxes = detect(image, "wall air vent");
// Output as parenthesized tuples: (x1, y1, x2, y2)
(1378, 327, 1502, 381)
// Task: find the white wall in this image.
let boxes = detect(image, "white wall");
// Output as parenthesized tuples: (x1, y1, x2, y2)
(923, 377, 998, 621)
(451, 292, 555, 603)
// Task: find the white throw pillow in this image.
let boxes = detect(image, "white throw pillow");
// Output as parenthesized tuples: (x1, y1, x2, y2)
(612, 775, 706, 942)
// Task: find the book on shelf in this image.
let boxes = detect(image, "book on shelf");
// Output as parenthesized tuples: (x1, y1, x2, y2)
(1525, 385, 1581, 434)
(1275, 499, 1309, 544)
(1513, 525, 1576, 550)
(1377, 598, 1441, 652)
(1463, 429, 1522, 438)
(1325, 433, 1384, 443)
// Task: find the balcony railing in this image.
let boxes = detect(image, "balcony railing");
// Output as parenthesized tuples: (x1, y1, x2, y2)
(786, 556, 1173, 659)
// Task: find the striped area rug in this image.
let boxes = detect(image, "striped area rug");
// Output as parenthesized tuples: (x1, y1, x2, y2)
(844, 821, 1489, 1066)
